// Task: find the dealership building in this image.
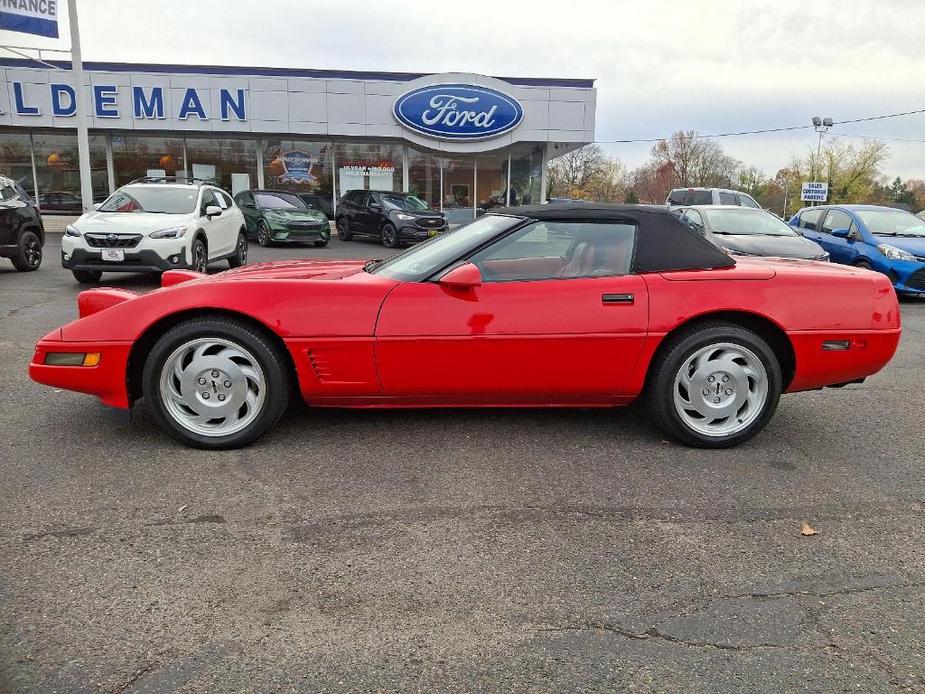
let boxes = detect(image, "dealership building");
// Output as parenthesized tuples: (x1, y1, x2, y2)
(0, 59, 596, 220)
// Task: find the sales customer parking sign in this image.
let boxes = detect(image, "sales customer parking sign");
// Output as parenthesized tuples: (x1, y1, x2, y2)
(0, 0, 59, 38)
(801, 182, 828, 203)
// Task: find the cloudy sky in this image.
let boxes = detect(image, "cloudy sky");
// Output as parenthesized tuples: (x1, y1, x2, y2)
(11, 0, 925, 178)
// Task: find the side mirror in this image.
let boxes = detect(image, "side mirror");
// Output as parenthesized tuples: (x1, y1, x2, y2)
(205, 205, 222, 218)
(831, 227, 850, 238)
(438, 262, 482, 290)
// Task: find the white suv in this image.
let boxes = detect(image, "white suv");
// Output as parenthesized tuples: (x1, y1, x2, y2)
(666, 187, 761, 209)
(62, 178, 248, 283)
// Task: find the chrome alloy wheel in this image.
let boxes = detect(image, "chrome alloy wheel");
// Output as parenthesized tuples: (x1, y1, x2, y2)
(672, 342, 768, 437)
(158, 338, 267, 437)
(236, 234, 247, 265)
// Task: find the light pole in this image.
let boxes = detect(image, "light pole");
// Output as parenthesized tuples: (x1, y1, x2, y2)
(810, 116, 832, 206)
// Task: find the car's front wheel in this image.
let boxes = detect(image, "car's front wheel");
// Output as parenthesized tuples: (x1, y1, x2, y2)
(142, 317, 291, 449)
(256, 221, 272, 247)
(228, 232, 248, 268)
(191, 238, 207, 273)
(11, 230, 42, 271)
(381, 222, 400, 249)
(647, 323, 782, 448)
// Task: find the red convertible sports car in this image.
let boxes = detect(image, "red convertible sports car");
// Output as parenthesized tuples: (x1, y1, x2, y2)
(30, 204, 901, 449)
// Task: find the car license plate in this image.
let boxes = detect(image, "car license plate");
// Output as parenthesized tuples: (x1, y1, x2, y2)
(428, 229, 439, 237)
(101, 249, 124, 262)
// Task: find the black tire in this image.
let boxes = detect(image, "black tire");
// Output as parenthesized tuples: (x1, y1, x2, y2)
(256, 221, 272, 247)
(646, 323, 782, 448)
(313, 239, 329, 248)
(72, 269, 102, 284)
(191, 237, 208, 273)
(381, 223, 400, 249)
(335, 216, 352, 241)
(11, 230, 42, 271)
(855, 259, 872, 270)
(228, 232, 248, 268)
(142, 317, 291, 449)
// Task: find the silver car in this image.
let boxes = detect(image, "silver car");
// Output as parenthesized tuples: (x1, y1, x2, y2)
(667, 187, 761, 209)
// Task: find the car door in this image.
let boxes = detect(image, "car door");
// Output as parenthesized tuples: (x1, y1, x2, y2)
(374, 219, 649, 402)
(197, 188, 228, 258)
(341, 191, 363, 231)
(819, 208, 860, 264)
(212, 189, 240, 251)
(235, 191, 258, 235)
(794, 208, 827, 250)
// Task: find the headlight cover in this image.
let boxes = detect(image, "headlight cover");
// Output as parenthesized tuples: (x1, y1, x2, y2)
(877, 244, 915, 261)
(150, 225, 188, 239)
(65, 225, 81, 237)
(396, 213, 417, 221)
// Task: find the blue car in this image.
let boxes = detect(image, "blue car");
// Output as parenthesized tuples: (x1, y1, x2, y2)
(789, 204, 925, 295)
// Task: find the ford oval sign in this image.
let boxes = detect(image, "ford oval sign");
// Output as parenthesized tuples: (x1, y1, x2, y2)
(393, 84, 523, 141)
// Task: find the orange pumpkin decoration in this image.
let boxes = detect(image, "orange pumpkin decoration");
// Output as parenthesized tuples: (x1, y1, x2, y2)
(267, 157, 285, 177)
(46, 152, 67, 170)
(159, 154, 177, 173)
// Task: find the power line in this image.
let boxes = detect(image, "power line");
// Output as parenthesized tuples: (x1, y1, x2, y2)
(592, 106, 925, 145)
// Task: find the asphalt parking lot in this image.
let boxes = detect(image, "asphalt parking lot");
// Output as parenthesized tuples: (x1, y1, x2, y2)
(2, 232, 925, 693)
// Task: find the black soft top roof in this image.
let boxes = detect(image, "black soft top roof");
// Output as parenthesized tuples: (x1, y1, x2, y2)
(491, 203, 735, 273)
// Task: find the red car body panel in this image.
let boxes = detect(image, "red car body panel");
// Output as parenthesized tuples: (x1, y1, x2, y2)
(29, 257, 901, 411)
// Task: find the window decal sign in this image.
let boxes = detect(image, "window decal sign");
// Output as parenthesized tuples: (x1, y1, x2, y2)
(0, 0, 59, 38)
(278, 150, 318, 184)
(393, 84, 523, 140)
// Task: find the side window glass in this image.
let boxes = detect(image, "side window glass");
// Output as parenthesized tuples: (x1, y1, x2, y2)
(822, 210, 852, 234)
(739, 195, 760, 208)
(690, 191, 713, 205)
(799, 209, 823, 231)
(718, 192, 737, 205)
(469, 221, 637, 282)
(200, 189, 216, 216)
(667, 190, 686, 205)
(683, 209, 705, 232)
(0, 185, 17, 202)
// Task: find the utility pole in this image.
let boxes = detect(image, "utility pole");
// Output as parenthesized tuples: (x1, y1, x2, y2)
(68, 0, 94, 212)
(810, 116, 832, 207)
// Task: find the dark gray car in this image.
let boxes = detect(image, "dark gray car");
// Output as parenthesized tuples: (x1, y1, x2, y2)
(673, 205, 829, 261)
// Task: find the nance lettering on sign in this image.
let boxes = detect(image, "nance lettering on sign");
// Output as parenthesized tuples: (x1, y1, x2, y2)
(421, 94, 497, 130)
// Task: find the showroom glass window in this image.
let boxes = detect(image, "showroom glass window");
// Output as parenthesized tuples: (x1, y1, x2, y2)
(263, 140, 333, 199)
(441, 152, 475, 224)
(407, 145, 441, 209)
(32, 132, 108, 203)
(476, 146, 511, 212)
(509, 143, 543, 207)
(112, 135, 186, 188)
(0, 130, 35, 197)
(185, 137, 258, 194)
(334, 142, 401, 195)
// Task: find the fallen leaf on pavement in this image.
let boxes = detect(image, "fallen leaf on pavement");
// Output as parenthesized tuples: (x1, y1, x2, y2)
(801, 521, 818, 536)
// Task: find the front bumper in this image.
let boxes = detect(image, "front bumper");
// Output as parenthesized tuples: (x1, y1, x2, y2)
(30, 335, 133, 408)
(62, 247, 188, 273)
(884, 259, 925, 294)
(268, 224, 331, 243)
(397, 224, 447, 242)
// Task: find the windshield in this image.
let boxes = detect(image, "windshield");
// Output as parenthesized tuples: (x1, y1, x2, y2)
(855, 209, 925, 237)
(256, 192, 306, 209)
(98, 186, 198, 214)
(381, 194, 429, 211)
(703, 208, 797, 237)
(371, 214, 522, 281)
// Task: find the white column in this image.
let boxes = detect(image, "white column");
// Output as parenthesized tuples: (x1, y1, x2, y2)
(28, 132, 39, 201)
(105, 134, 115, 193)
(506, 146, 512, 207)
(438, 148, 444, 213)
(68, 0, 94, 212)
(472, 155, 477, 219)
(331, 143, 337, 216)
(255, 139, 265, 189)
(540, 142, 550, 204)
(401, 144, 409, 192)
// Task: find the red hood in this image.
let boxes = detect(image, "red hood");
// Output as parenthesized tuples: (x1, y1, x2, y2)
(214, 258, 370, 281)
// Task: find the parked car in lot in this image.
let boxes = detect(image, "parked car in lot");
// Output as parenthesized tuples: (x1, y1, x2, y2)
(234, 190, 330, 247)
(62, 177, 247, 283)
(789, 204, 925, 295)
(295, 192, 334, 220)
(335, 190, 447, 248)
(30, 203, 900, 451)
(37, 191, 84, 214)
(0, 175, 44, 272)
(667, 187, 761, 209)
(672, 205, 829, 260)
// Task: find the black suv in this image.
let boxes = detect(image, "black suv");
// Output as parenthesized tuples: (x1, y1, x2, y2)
(0, 176, 45, 272)
(335, 190, 447, 248)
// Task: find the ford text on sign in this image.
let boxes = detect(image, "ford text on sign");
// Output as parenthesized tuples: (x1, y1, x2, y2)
(0, 0, 58, 38)
(801, 182, 828, 202)
(393, 84, 523, 140)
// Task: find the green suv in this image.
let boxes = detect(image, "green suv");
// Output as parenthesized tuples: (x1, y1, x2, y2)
(234, 189, 330, 247)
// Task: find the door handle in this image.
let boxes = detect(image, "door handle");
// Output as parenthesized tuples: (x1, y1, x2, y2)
(602, 293, 634, 305)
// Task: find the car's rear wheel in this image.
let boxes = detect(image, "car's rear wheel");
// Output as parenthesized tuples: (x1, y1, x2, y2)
(191, 238, 207, 273)
(381, 222, 400, 248)
(72, 269, 102, 284)
(647, 323, 781, 448)
(228, 232, 248, 268)
(142, 317, 291, 449)
(335, 216, 352, 241)
(11, 230, 42, 271)
(256, 221, 272, 247)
